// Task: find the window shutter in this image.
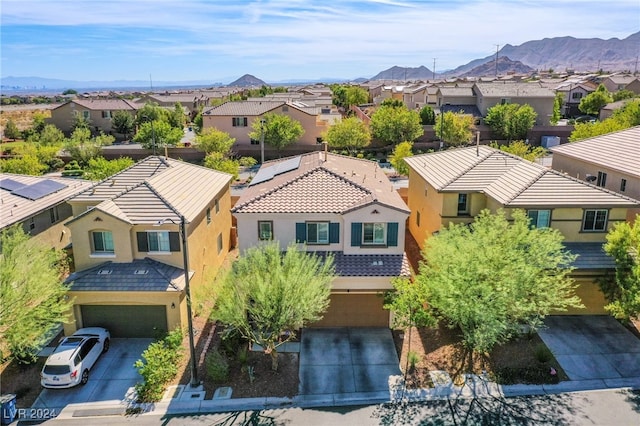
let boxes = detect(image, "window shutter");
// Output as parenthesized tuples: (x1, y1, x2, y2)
(387, 222, 399, 247)
(169, 232, 180, 252)
(243, 117, 248, 126)
(329, 223, 340, 244)
(295, 223, 306, 243)
(351, 222, 362, 246)
(136, 232, 148, 252)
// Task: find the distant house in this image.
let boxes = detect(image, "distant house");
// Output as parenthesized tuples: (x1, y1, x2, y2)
(601, 75, 640, 95)
(0, 174, 93, 250)
(403, 84, 431, 110)
(137, 92, 210, 120)
(48, 99, 140, 135)
(232, 151, 411, 327)
(473, 82, 556, 124)
(556, 83, 595, 117)
(63, 156, 233, 337)
(405, 146, 640, 314)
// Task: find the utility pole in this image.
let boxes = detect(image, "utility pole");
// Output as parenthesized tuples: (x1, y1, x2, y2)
(432, 58, 436, 80)
(495, 45, 500, 77)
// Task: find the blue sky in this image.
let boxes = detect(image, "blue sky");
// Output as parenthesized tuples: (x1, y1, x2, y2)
(2, 0, 639, 84)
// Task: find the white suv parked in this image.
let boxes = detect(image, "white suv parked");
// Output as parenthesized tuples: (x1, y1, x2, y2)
(41, 327, 110, 389)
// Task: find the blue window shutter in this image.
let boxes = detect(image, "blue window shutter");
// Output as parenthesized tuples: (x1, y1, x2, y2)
(296, 223, 306, 243)
(387, 222, 399, 247)
(329, 223, 340, 244)
(136, 232, 148, 252)
(351, 222, 362, 246)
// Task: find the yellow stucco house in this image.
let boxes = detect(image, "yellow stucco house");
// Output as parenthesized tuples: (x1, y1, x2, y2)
(405, 146, 640, 314)
(63, 156, 232, 337)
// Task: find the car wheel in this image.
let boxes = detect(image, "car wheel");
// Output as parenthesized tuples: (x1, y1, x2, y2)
(103, 338, 110, 353)
(81, 370, 89, 385)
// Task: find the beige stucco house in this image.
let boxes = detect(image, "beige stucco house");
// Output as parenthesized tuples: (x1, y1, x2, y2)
(473, 82, 556, 125)
(405, 146, 640, 314)
(63, 156, 233, 337)
(232, 151, 411, 327)
(48, 99, 140, 135)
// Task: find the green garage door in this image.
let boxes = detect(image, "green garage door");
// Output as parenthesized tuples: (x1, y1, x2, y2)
(80, 305, 167, 337)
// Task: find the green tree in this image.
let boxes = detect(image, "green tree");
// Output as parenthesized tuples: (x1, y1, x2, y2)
(611, 98, 640, 127)
(0, 225, 72, 362)
(412, 209, 581, 354)
(484, 103, 537, 141)
(489, 140, 547, 162)
(27, 124, 66, 146)
(193, 110, 204, 134)
(370, 105, 423, 146)
(331, 85, 369, 109)
(83, 156, 135, 181)
(419, 105, 436, 125)
(203, 152, 239, 180)
(389, 141, 413, 176)
(433, 111, 475, 146)
(579, 84, 612, 116)
(167, 102, 186, 129)
(133, 120, 183, 150)
(111, 110, 135, 139)
(551, 92, 563, 124)
(0, 155, 47, 175)
(384, 277, 436, 329)
(213, 242, 335, 371)
(71, 111, 91, 132)
(569, 99, 640, 142)
(135, 102, 165, 126)
(248, 113, 305, 155)
(66, 129, 114, 168)
(4, 119, 21, 140)
(62, 89, 78, 95)
(323, 117, 371, 155)
(195, 128, 236, 155)
(612, 89, 636, 102)
(600, 217, 640, 321)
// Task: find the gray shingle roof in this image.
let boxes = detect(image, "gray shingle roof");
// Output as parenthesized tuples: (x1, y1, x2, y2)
(202, 100, 313, 117)
(473, 83, 555, 98)
(564, 242, 615, 270)
(315, 252, 411, 277)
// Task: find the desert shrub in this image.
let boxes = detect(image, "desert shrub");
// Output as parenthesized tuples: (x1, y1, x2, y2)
(134, 329, 184, 402)
(237, 345, 249, 366)
(239, 156, 257, 167)
(534, 344, 553, 363)
(494, 365, 559, 385)
(206, 350, 229, 383)
(407, 350, 421, 372)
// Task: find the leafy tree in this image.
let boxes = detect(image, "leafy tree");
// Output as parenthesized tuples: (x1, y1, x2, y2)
(203, 152, 239, 180)
(62, 89, 78, 95)
(0, 155, 47, 175)
(323, 117, 371, 155)
(569, 99, 640, 142)
(133, 120, 183, 150)
(27, 124, 66, 146)
(193, 110, 204, 134)
(135, 102, 165, 126)
(612, 89, 636, 102)
(248, 113, 304, 155)
(167, 102, 186, 129)
(419, 105, 436, 125)
(579, 84, 612, 116)
(111, 110, 135, 139)
(331, 85, 369, 109)
(195, 128, 236, 155)
(551, 92, 563, 124)
(413, 209, 581, 353)
(0, 225, 72, 363)
(389, 141, 413, 176)
(433, 111, 475, 146)
(611, 98, 640, 127)
(600, 217, 640, 321)
(381, 98, 405, 108)
(489, 140, 547, 162)
(384, 277, 436, 329)
(370, 104, 423, 146)
(35, 145, 65, 172)
(4, 119, 21, 140)
(83, 156, 134, 181)
(65, 128, 114, 168)
(213, 242, 335, 371)
(71, 111, 91, 132)
(484, 103, 537, 141)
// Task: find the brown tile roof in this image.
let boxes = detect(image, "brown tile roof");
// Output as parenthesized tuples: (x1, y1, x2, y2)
(550, 126, 640, 177)
(405, 146, 640, 208)
(52, 99, 140, 111)
(233, 152, 409, 214)
(473, 82, 555, 98)
(204, 100, 294, 117)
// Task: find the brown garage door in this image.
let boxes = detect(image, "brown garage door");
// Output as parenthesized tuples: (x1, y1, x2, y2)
(80, 305, 167, 337)
(312, 293, 390, 327)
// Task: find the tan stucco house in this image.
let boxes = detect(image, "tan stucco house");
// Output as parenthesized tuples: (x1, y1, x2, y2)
(473, 82, 556, 125)
(232, 151, 411, 327)
(405, 146, 640, 314)
(48, 99, 140, 136)
(63, 156, 233, 337)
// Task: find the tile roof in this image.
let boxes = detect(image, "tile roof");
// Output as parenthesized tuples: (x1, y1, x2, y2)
(315, 252, 412, 277)
(550, 126, 640, 177)
(0, 174, 93, 229)
(405, 146, 640, 208)
(564, 242, 615, 270)
(70, 156, 232, 224)
(233, 152, 409, 214)
(202, 100, 313, 117)
(438, 87, 474, 96)
(52, 99, 140, 111)
(65, 258, 190, 291)
(473, 83, 556, 98)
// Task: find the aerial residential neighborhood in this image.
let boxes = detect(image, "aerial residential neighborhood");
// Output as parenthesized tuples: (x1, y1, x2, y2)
(2, 1, 640, 424)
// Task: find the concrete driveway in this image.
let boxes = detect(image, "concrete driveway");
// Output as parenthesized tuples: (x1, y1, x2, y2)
(32, 338, 152, 410)
(538, 316, 640, 381)
(299, 328, 401, 396)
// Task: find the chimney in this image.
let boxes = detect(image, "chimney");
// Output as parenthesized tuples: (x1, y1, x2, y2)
(323, 141, 328, 162)
(476, 131, 480, 156)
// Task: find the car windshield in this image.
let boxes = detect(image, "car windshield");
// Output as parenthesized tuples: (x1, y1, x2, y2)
(60, 337, 83, 346)
(43, 365, 70, 375)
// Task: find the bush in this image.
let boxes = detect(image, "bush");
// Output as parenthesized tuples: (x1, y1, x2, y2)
(239, 156, 257, 167)
(206, 350, 229, 383)
(494, 365, 559, 385)
(407, 350, 421, 372)
(534, 344, 553, 363)
(134, 329, 184, 402)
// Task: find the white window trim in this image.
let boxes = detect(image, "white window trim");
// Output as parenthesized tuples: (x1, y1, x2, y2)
(306, 222, 329, 245)
(362, 222, 386, 245)
(146, 230, 171, 253)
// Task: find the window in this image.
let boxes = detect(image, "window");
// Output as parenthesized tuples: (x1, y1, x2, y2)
(457, 193, 469, 215)
(282, 105, 289, 112)
(571, 92, 583, 100)
(527, 210, 551, 228)
(250, 138, 260, 145)
(147, 231, 170, 252)
(101, 110, 112, 119)
(49, 206, 60, 224)
(29, 217, 35, 231)
(206, 208, 211, 224)
(416, 211, 421, 227)
(215, 198, 220, 213)
(500, 98, 511, 105)
(596, 171, 607, 187)
(363, 223, 386, 245)
(258, 221, 273, 241)
(217, 233, 223, 254)
(82, 110, 90, 120)
(92, 231, 114, 254)
(306, 222, 329, 244)
(620, 179, 627, 192)
(232, 117, 248, 127)
(582, 209, 608, 232)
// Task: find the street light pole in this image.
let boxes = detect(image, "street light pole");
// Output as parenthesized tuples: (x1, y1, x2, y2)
(259, 118, 266, 164)
(179, 215, 199, 388)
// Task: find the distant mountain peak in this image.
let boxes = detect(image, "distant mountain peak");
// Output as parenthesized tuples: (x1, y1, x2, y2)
(227, 74, 267, 87)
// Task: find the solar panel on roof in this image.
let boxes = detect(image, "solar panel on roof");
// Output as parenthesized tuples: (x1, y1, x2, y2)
(274, 156, 301, 175)
(0, 178, 26, 192)
(249, 156, 302, 186)
(12, 179, 68, 200)
(250, 165, 276, 186)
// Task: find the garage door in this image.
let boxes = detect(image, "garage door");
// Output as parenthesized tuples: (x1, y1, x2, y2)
(80, 305, 167, 337)
(553, 278, 608, 315)
(312, 294, 389, 327)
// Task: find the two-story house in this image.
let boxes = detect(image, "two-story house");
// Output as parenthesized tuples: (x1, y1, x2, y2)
(473, 82, 556, 125)
(232, 150, 411, 327)
(63, 156, 233, 337)
(48, 99, 140, 136)
(405, 146, 640, 314)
